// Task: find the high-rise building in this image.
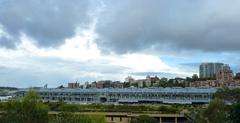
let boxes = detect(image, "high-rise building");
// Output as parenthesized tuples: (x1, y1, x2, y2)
(199, 63, 224, 79)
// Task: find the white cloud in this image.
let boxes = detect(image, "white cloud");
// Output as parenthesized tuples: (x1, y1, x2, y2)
(0, 23, 192, 87)
(110, 53, 171, 72)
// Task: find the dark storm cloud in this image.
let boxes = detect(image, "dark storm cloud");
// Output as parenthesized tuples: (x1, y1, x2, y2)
(0, 36, 16, 48)
(0, 0, 91, 48)
(96, 0, 240, 53)
(1, 0, 240, 53)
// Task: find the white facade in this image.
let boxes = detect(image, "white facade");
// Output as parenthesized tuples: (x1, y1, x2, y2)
(15, 87, 217, 105)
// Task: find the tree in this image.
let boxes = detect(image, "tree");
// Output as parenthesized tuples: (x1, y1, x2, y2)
(214, 87, 240, 103)
(158, 105, 179, 113)
(196, 98, 225, 123)
(1, 90, 49, 123)
(130, 115, 158, 123)
(49, 112, 106, 123)
(123, 82, 130, 88)
(228, 103, 240, 123)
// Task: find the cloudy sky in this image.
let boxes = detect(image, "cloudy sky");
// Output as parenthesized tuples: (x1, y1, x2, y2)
(0, 0, 240, 87)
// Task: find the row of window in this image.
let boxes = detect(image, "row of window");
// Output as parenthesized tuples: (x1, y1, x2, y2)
(108, 94, 211, 99)
(42, 97, 95, 101)
(39, 92, 97, 96)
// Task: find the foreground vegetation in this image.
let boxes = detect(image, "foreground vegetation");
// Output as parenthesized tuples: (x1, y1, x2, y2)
(45, 102, 183, 114)
(194, 87, 240, 123)
(0, 96, 184, 114)
(0, 87, 240, 123)
(0, 91, 107, 123)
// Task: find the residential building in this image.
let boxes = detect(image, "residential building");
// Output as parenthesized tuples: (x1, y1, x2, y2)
(125, 76, 135, 84)
(90, 81, 97, 88)
(199, 62, 224, 79)
(136, 79, 145, 88)
(235, 73, 240, 79)
(96, 80, 112, 89)
(145, 76, 152, 87)
(68, 82, 80, 89)
(216, 65, 233, 82)
(112, 81, 123, 88)
(191, 80, 218, 87)
(96, 81, 104, 88)
(236, 73, 240, 77)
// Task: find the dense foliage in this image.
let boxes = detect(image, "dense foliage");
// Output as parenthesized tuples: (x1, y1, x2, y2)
(0, 90, 49, 123)
(46, 101, 181, 113)
(194, 87, 240, 123)
(228, 103, 240, 123)
(195, 98, 225, 123)
(49, 112, 106, 123)
(214, 87, 240, 103)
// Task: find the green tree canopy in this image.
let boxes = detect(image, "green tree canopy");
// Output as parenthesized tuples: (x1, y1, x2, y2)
(196, 98, 226, 123)
(0, 90, 49, 123)
(214, 87, 240, 103)
(228, 103, 240, 123)
(49, 112, 106, 123)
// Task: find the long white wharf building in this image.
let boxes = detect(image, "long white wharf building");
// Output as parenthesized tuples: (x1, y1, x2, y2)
(15, 87, 217, 104)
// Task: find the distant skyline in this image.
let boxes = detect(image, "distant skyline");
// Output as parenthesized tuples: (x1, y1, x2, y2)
(0, 0, 240, 87)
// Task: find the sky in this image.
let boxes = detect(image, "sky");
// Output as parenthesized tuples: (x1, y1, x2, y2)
(0, 0, 240, 87)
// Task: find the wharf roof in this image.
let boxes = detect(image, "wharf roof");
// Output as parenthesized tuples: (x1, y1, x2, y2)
(18, 87, 217, 94)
